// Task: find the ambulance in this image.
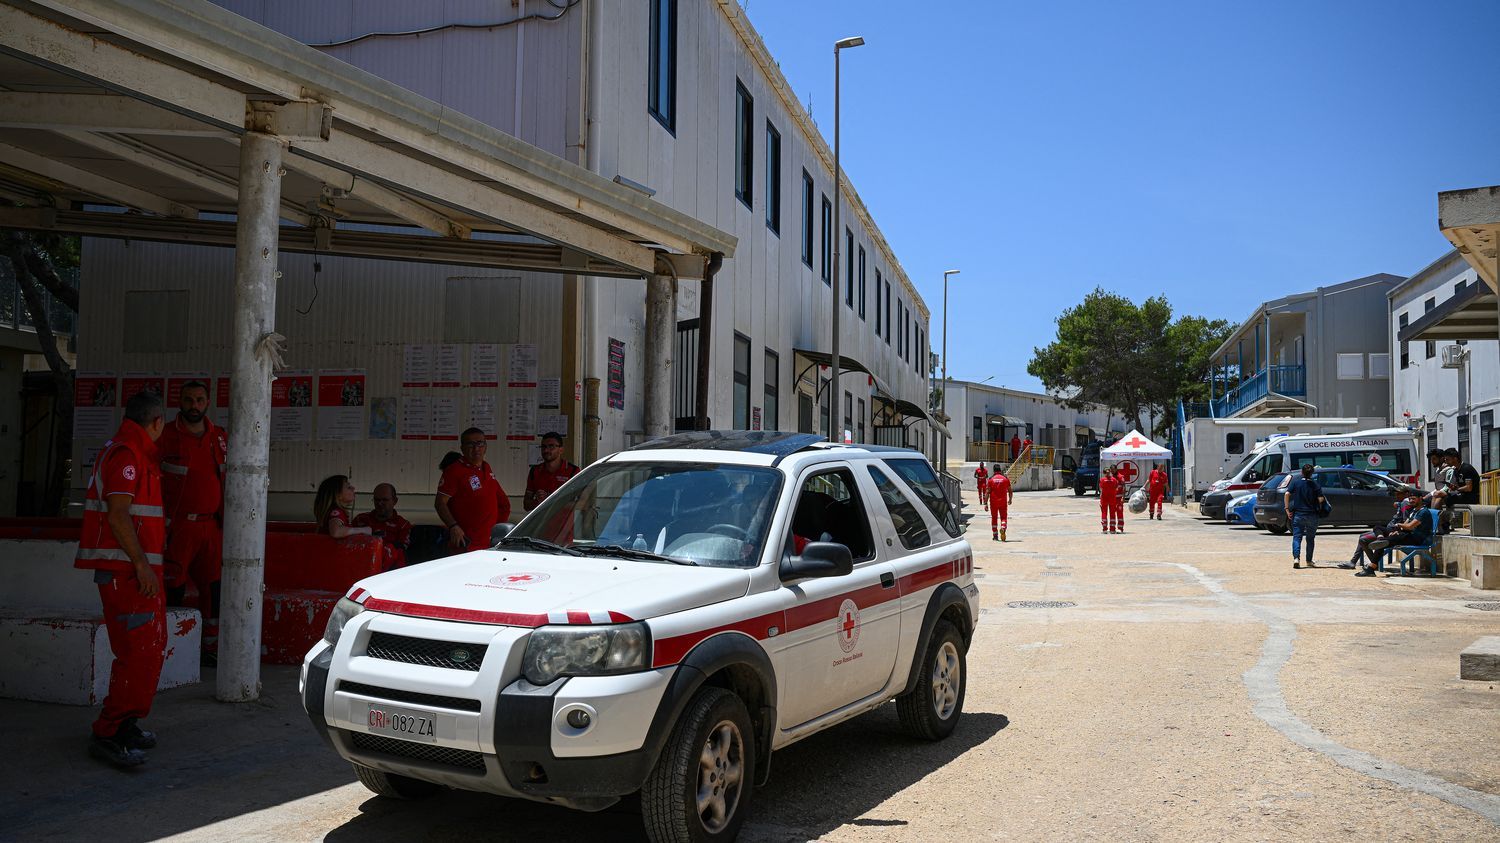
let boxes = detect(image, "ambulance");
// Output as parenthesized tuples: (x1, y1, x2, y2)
(1183, 417, 1362, 499)
(1205, 427, 1420, 497)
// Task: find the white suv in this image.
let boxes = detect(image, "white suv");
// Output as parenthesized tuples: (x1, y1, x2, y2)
(301, 431, 977, 842)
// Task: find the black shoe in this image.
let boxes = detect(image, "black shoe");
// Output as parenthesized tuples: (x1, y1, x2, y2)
(89, 734, 146, 768)
(116, 719, 157, 750)
(1337, 562, 1355, 570)
(1293, 561, 1301, 569)
(1354, 568, 1375, 577)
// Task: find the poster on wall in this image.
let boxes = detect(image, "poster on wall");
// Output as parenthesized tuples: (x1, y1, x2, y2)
(752, 407, 762, 431)
(433, 344, 462, 387)
(508, 343, 538, 388)
(538, 377, 561, 410)
(121, 373, 166, 403)
(216, 376, 231, 421)
(607, 338, 625, 410)
(401, 396, 432, 440)
(317, 369, 366, 441)
(536, 413, 568, 440)
(507, 395, 536, 440)
(270, 370, 313, 441)
(165, 372, 212, 422)
(469, 343, 499, 388)
(73, 372, 117, 439)
(430, 396, 459, 440)
(369, 397, 397, 440)
(468, 394, 498, 438)
(402, 344, 433, 387)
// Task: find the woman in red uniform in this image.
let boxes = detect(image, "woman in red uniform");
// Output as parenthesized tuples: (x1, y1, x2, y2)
(1099, 466, 1125, 534)
(974, 463, 989, 507)
(314, 475, 371, 539)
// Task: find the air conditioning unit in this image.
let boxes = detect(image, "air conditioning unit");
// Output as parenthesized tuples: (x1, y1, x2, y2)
(1441, 345, 1467, 369)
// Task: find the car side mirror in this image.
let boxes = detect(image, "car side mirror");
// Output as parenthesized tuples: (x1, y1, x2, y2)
(780, 542, 853, 581)
(489, 522, 513, 544)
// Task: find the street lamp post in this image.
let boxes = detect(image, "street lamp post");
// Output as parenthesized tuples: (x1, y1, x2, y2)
(940, 269, 959, 470)
(829, 35, 864, 442)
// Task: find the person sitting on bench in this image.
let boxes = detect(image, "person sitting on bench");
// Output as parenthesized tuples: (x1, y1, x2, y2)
(1355, 494, 1435, 577)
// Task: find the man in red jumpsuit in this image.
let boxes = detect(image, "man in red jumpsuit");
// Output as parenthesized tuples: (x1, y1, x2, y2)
(77, 391, 168, 768)
(974, 463, 989, 507)
(1099, 465, 1125, 533)
(436, 427, 510, 553)
(354, 483, 413, 569)
(988, 463, 1013, 541)
(157, 380, 226, 659)
(1146, 464, 1169, 520)
(1009, 434, 1022, 462)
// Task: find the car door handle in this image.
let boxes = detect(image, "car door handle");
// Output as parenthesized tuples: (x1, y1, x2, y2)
(881, 572, 896, 589)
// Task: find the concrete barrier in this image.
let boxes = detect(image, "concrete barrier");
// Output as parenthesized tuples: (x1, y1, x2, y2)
(0, 607, 200, 705)
(1471, 554, 1500, 591)
(1433, 534, 1500, 579)
(1460, 636, 1500, 681)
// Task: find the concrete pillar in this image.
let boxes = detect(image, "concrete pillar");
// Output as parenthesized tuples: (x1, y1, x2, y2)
(643, 272, 676, 439)
(218, 132, 283, 703)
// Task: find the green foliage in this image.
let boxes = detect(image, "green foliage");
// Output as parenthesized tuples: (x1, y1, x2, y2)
(1027, 288, 1231, 431)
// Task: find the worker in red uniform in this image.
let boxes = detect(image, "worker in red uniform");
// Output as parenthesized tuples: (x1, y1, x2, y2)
(974, 462, 989, 507)
(77, 390, 168, 768)
(987, 463, 1013, 541)
(1099, 465, 1125, 533)
(524, 431, 580, 511)
(157, 380, 226, 659)
(1009, 434, 1022, 462)
(436, 427, 510, 553)
(354, 482, 413, 569)
(1146, 464, 1169, 520)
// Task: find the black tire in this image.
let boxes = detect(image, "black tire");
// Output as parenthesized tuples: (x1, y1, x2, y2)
(351, 763, 441, 799)
(896, 620, 966, 741)
(1073, 483, 1085, 496)
(641, 687, 756, 843)
(1266, 524, 1288, 535)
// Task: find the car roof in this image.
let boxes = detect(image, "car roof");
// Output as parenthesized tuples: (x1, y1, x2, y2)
(611, 430, 928, 469)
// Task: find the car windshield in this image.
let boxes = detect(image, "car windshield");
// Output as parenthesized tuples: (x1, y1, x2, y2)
(508, 461, 783, 569)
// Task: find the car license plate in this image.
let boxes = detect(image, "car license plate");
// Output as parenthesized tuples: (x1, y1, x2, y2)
(364, 703, 438, 743)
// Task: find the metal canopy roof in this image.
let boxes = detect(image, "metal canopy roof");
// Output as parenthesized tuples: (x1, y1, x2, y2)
(1398, 280, 1499, 343)
(0, 0, 736, 279)
(793, 348, 895, 399)
(986, 414, 1025, 428)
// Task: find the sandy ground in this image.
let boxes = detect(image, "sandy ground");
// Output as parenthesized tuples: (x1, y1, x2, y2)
(2, 489, 1497, 842)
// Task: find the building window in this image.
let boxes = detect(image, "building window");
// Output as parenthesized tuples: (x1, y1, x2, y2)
(764, 122, 781, 234)
(1398, 313, 1409, 369)
(857, 398, 866, 443)
(820, 195, 832, 284)
(819, 378, 830, 436)
(1424, 297, 1436, 359)
(874, 269, 883, 335)
(1368, 353, 1389, 379)
(800, 171, 814, 268)
(884, 280, 892, 343)
(1458, 412, 1471, 460)
(764, 349, 779, 431)
(1336, 353, 1363, 380)
(857, 246, 866, 319)
(1482, 410, 1495, 473)
(973, 416, 983, 445)
(844, 229, 854, 308)
(897, 301, 905, 358)
(734, 82, 753, 208)
(647, 0, 676, 131)
(844, 390, 853, 440)
(1226, 432, 1244, 454)
(733, 333, 751, 429)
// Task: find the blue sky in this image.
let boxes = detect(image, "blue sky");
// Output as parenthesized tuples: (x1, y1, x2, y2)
(745, 0, 1500, 392)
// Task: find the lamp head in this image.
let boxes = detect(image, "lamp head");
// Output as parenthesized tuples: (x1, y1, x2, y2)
(944, 269, 961, 278)
(835, 36, 865, 50)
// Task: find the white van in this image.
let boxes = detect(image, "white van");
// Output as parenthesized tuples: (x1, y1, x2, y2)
(1208, 427, 1419, 495)
(1184, 417, 1362, 499)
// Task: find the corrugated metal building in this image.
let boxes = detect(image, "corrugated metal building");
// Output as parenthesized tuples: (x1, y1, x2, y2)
(75, 0, 933, 518)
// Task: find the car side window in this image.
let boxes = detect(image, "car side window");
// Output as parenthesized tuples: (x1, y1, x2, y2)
(866, 466, 930, 550)
(1344, 473, 1379, 491)
(1312, 473, 1345, 489)
(882, 458, 961, 538)
(786, 468, 875, 562)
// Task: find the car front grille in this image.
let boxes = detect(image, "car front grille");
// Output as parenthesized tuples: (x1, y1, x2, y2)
(349, 731, 486, 772)
(339, 681, 481, 712)
(364, 631, 488, 671)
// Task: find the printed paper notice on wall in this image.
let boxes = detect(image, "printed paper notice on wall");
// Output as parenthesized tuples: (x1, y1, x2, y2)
(607, 338, 625, 410)
(401, 396, 432, 440)
(507, 395, 536, 440)
(121, 373, 166, 404)
(468, 394, 498, 438)
(536, 414, 568, 440)
(433, 344, 462, 387)
(469, 343, 499, 387)
(508, 343, 538, 388)
(317, 369, 366, 441)
(402, 344, 433, 387)
(215, 376, 231, 427)
(430, 396, 460, 440)
(165, 373, 212, 422)
(369, 397, 397, 440)
(538, 377, 561, 410)
(270, 370, 313, 441)
(73, 372, 118, 440)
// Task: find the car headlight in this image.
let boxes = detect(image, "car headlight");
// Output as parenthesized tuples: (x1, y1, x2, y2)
(323, 597, 364, 646)
(521, 622, 650, 685)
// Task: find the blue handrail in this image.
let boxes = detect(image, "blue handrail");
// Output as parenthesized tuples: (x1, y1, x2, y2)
(1211, 364, 1305, 417)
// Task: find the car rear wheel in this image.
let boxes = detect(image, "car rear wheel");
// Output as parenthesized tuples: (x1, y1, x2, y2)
(897, 620, 966, 741)
(1073, 482, 1085, 496)
(1266, 524, 1288, 535)
(351, 764, 441, 799)
(642, 686, 755, 843)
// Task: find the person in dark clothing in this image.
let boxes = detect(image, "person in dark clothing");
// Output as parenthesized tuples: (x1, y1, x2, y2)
(1356, 497, 1437, 577)
(1446, 448, 1480, 507)
(1283, 463, 1325, 569)
(1347, 495, 1417, 574)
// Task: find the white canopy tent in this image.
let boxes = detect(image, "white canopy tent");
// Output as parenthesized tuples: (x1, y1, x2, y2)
(1100, 430, 1171, 462)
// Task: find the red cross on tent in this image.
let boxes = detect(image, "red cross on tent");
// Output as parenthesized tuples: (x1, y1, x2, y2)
(1117, 461, 1139, 483)
(1123, 435, 1148, 449)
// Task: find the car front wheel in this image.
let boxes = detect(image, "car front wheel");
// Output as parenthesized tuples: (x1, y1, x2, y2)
(642, 686, 755, 843)
(896, 620, 966, 741)
(351, 764, 440, 799)
(1266, 523, 1288, 535)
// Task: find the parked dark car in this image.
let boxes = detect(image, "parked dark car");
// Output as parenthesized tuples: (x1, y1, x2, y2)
(1253, 469, 1418, 534)
(1073, 441, 1102, 496)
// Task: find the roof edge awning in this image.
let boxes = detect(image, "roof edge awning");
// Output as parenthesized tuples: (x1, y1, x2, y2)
(792, 348, 893, 398)
(1439, 185, 1500, 293)
(1398, 280, 1498, 343)
(986, 414, 1025, 428)
(885, 396, 949, 439)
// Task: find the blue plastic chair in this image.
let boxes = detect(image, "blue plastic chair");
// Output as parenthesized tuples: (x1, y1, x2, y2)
(1382, 509, 1440, 576)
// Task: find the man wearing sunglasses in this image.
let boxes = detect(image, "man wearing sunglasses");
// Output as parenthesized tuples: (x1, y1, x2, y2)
(435, 427, 509, 553)
(524, 431, 580, 511)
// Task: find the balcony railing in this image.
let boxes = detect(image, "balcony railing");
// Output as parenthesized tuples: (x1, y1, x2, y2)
(1211, 364, 1305, 418)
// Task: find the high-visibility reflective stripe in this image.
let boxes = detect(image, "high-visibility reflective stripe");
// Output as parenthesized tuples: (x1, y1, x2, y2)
(162, 462, 189, 475)
(82, 499, 164, 518)
(76, 548, 163, 565)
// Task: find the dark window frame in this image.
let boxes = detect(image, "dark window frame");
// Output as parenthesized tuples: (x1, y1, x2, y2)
(820, 195, 832, 284)
(763, 348, 780, 431)
(647, 0, 677, 132)
(734, 81, 754, 209)
(732, 332, 752, 430)
(874, 268, 883, 334)
(800, 170, 814, 268)
(1398, 312, 1409, 369)
(884, 280, 892, 344)
(844, 228, 855, 308)
(764, 121, 781, 235)
(857, 246, 867, 320)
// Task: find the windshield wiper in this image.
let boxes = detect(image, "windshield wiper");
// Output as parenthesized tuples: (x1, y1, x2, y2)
(495, 536, 581, 556)
(576, 544, 697, 565)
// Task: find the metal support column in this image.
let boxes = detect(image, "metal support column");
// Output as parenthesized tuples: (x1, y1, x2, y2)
(643, 271, 676, 439)
(218, 131, 283, 702)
